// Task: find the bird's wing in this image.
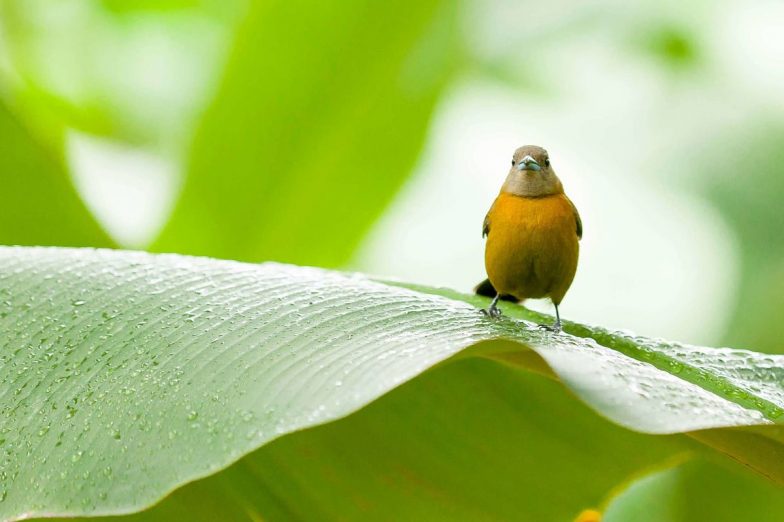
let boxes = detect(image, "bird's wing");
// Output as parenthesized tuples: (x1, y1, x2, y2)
(482, 199, 496, 238)
(567, 196, 583, 240)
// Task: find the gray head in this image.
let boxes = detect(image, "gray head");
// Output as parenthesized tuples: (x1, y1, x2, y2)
(502, 145, 563, 197)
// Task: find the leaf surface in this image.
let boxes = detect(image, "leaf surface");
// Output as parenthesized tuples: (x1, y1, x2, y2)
(63, 361, 687, 521)
(1, 247, 782, 519)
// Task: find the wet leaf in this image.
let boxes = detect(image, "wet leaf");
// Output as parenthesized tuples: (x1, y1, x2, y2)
(1, 247, 783, 520)
(59, 361, 688, 521)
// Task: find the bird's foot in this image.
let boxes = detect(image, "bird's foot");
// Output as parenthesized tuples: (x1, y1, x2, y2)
(480, 306, 502, 319)
(538, 321, 562, 333)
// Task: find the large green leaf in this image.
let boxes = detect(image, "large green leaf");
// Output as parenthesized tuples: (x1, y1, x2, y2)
(73, 360, 688, 522)
(0, 103, 112, 247)
(152, 0, 458, 266)
(1, 247, 783, 520)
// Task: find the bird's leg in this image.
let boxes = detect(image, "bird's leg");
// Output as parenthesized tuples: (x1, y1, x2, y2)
(480, 294, 503, 318)
(538, 303, 562, 332)
(553, 303, 562, 331)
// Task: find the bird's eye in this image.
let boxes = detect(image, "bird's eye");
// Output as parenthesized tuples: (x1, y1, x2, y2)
(544, 158, 550, 167)
(511, 159, 515, 166)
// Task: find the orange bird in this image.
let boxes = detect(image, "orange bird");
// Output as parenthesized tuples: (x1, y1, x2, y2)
(476, 145, 582, 331)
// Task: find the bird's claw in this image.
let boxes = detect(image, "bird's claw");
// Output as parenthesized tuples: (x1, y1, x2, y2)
(538, 322, 562, 333)
(480, 306, 502, 319)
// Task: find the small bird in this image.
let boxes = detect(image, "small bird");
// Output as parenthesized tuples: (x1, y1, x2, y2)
(476, 145, 582, 331)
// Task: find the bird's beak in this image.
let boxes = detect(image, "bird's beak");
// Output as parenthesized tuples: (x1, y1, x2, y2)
(517, 155, 541, 171)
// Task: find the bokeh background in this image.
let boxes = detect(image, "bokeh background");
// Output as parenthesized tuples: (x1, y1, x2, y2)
(1, 0, 782, 351)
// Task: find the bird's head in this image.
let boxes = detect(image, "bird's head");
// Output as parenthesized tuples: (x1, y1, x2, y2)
(503, 145, 563, 197)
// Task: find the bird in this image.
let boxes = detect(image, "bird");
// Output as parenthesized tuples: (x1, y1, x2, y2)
(476, 145, 582, 331)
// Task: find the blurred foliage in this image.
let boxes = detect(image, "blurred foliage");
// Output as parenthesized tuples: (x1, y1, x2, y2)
(0, 101, 112, 247)
(604, 458, 784, 521)
(0, 0, 242, 152)
(699, 124, 784, 353)
(0, 0, 459, 266)
(152, 0, 459, 265)
(100, 0, 210, 12)
(643, 25, 699, 68)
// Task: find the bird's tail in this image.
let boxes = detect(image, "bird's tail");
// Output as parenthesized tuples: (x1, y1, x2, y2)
(473, 279, 519, 302)
(474, 278, 497, 298)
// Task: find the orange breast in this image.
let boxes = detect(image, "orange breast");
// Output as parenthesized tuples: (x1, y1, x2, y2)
(484, 192, 579, 303)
